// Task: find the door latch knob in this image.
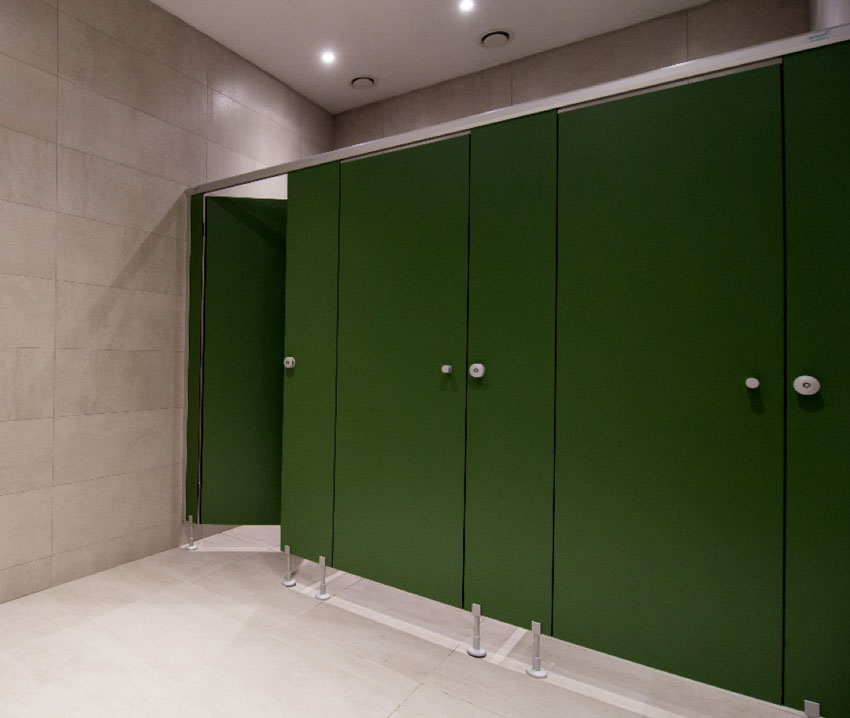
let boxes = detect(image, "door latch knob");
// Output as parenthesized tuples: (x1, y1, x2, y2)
(283, 356, 296, 369)
(793, 375, 820, 395)
(469, 363, 486, 378)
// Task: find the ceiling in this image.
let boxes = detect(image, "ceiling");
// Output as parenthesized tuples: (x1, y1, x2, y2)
(152, 0, 708, 114)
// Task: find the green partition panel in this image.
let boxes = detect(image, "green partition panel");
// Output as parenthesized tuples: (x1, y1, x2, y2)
(465, 113, 557, 631)
(281, 163, 340, 560)
(200, 197, 286, 525)
(555, 67, 784, 700)
(784, 41, 850, 717)
(186, 193, 204, 520)
(335, 137, 469, 605)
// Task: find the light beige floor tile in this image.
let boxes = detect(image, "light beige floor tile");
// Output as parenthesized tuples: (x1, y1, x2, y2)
(0, 591, 83, 652)
(131, 546, 249, 582)
(394, 684, 502, 718)
(428, 651, 644, 718)
(225, 524, 280, 548)
(289, 601, 454, 682)
(503, 630, 655, 707)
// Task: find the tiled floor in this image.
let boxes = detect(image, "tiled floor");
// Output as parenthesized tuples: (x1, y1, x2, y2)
(0, 526, 800, 717)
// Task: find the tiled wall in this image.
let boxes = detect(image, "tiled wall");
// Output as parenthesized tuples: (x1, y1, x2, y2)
(0, 0, 333, 603)
(333, 0, 810, 148)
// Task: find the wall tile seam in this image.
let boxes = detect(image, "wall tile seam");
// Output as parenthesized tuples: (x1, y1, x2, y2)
(0, 483, 54, 501)
(0, 345, 55, 352)
(55, 276, 186, 300)
(0, 268, 56, 283)
(55, 402, 185, 419)
(49, 518, 176, 567)
(0, 554, 53, 575)
(209, 85, 316, 139)
(51, 208, 189, 243)
(53, 462, 180, 489)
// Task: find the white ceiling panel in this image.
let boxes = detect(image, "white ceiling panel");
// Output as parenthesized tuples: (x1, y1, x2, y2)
(152, 0, 708, 113)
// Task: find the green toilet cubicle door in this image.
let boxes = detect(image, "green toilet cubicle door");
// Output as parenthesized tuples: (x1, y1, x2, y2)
(281, 163, 340, 560)
(465, 113, 557, 631)
(784, 41, 850, 717)
(197, 197, 287, 525)
(334, 136, 469, 605)
(555, 66, 784, 701)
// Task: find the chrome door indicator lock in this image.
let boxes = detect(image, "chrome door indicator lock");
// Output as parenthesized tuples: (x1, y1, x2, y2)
(745, 377, 760, 389)
(469, 363, 486, 378)
(441, 365, 453, 375)
(793, 375, 820, 396)
(283, 356, 296, 369)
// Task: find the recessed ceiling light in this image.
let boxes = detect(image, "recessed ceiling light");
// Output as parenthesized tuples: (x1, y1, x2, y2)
(480, 29, 512, 48)
(320, 50, 336, 65)
(351, 76, 376, 90)
(459, 0, 474, 13)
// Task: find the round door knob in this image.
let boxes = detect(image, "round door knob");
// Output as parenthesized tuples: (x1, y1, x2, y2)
(793, 375, 820, 396)
(441, 364, 453, 375)
(469, 363, 486, 378)
(745, 377, 760, 390)
(283, 356, 296, 369)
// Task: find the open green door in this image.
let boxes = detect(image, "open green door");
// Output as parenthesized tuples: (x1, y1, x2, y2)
(193, 197, 287, 525)
(334, 137, 469, 605)
(281, 163, 340, 560)
(784, 41, 850, 717)
(554, 67, 784, 700)
(465, 113, 557, 631)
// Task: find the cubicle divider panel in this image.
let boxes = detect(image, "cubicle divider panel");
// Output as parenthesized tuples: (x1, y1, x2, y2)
(334, 137, 470, 606)
(200, 197, 287, 525)
(783, 41, 850, 718)
(186, 193, 204, 521)
(281, 163, 341, 561)
(465, 113, 557, 631)
(555, 67, 785, 701)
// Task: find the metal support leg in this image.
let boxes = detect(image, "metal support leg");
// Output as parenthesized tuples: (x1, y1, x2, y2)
(184, 515, 198, 551)
(316, 555, 331, 601)
(526, 621, 547, 679)
(804, 700, 821, 718)
(281, 544, 296, 587)
(467, 603, 487, 658)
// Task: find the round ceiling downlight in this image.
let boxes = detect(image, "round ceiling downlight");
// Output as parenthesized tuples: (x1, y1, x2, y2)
(480, 30, 512, 49)
(351, 76, 376, 90)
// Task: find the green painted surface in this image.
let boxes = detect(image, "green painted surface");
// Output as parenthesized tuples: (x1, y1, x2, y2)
(335, 137, 469, 605)
(554, 67, 784, 700)
(185, 193, 203, 521)
(783, 41, 850, 718)
(201, 197, 286, 525)
(465, 113, 557, 631)
(281, 163, 340, 560)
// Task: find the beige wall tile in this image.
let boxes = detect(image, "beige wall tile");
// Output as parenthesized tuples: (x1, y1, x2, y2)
(512, 13, 688, 105)
(333, 103, 385, 149)
(0, 488, 52, 570)
(299, 96, 334, 150)
(57, 147, 186, 240)
(207, 46, 302, 133)
(206, 142, 262, 183)
(0, 200, 55, 280)
(0, 275, 54, 348)
(208, 90, 301, 165)
(687, 0, 810, 59)
(58, 80, 205, 186)
(58, 14, 206, 136)
(384, 66, 512, 137)
(0, 349, 54, 421)
(301, 138, 330, 160)
(51, 521, 173, 585)
(0, 0, 57, 73)
(55, 349, 179, 416)
(0, 53, 57, 143)
(56, 281, 182, 352)
(59, 0, 210, 84)
(52, 465, 173, 553)
(0, 557, 51, 603)
(54, 408, 178, 484)
(0, 418, 53, 496)
(0, 126, 56, 211)
(56, 214, 186, 296)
